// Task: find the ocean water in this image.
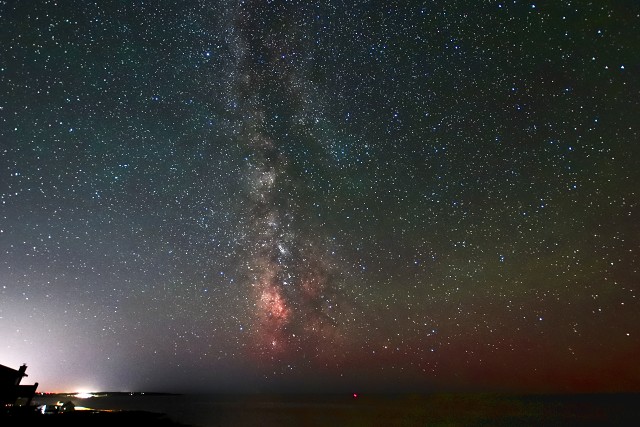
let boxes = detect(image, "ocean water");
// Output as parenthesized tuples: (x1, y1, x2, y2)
(32, 392, 640, 426)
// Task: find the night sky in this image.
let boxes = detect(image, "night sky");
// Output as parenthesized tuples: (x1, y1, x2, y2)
(1, 0, 638, 394)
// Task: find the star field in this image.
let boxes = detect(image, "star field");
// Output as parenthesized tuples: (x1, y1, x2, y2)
(1, 0, 638, 393)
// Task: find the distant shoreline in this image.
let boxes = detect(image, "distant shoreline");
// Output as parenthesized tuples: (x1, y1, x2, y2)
(37, 391, 182, 397)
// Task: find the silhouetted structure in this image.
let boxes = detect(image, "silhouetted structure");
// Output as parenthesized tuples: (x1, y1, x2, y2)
(0, 363, 38, 406)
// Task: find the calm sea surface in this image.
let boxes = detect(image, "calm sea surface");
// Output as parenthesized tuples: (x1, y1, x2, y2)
(32, 392, 640, 426)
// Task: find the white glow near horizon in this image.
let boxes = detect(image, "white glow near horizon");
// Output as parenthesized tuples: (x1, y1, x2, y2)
(74, 391, 97, 399)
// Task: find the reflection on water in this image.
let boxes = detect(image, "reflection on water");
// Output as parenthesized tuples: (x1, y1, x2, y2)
(33, 392, 640, 427)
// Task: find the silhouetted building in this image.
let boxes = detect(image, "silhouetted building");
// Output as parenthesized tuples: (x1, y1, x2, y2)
(0, 363, 39, 406)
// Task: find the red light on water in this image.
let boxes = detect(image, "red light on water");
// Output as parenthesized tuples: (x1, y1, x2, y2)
(352, 393, 358, 399)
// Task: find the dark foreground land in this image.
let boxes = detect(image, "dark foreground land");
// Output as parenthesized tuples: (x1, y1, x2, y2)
(0, 408, 190, 427)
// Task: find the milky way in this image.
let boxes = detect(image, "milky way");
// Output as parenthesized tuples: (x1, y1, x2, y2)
(229, 1, 344, 363)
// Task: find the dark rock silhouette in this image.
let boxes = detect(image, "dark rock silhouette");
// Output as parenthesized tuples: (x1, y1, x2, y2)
(0, 363, 39, 407)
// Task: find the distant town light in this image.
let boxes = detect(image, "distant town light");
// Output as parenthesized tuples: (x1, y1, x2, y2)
(74, 391, 97, 399)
